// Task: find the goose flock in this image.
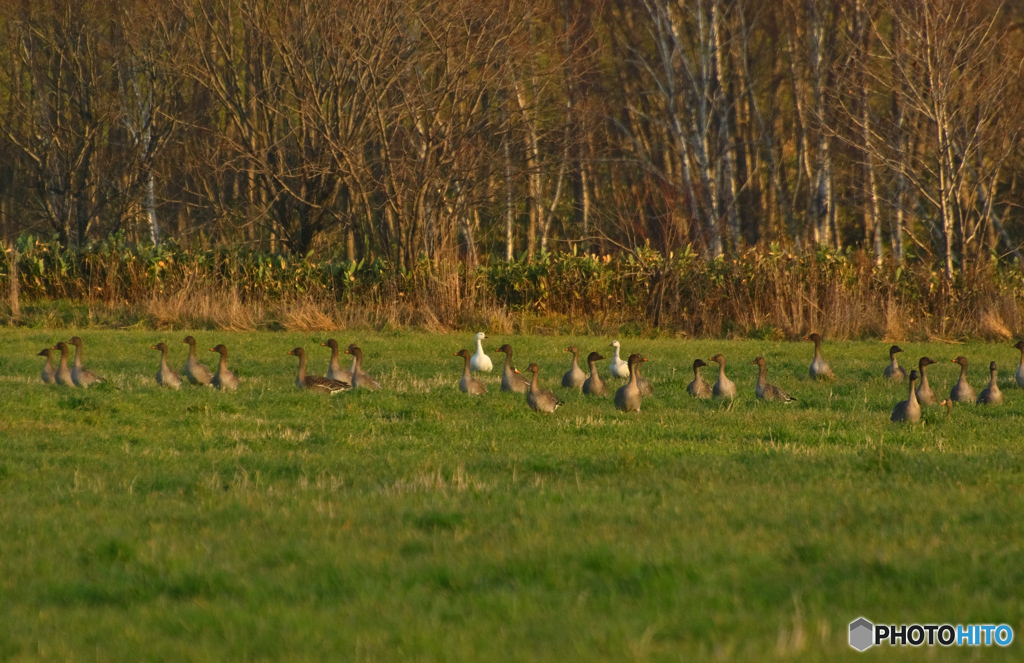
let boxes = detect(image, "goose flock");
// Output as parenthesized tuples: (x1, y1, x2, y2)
(30, 333, 1024, 421)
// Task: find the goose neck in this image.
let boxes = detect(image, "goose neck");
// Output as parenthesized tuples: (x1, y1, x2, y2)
(296, 354, 307, 381)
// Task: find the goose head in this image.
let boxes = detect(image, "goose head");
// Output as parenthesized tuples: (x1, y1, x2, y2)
(475, 332, 487, 342)
(152, 342, 169, 353)
(918, 356, 935, 369)
(182, 335, 197, 346)
(692, 358, 707, 370)
(750, 356, 766, 368)
(68, 336, 84, 348)
(708, 353, 725, 366)
(527, 363, 540, 375)
(322, 339, 339, 351)
(496, 344, 513, 355)
(209, 344, 228, 357)
(610, 340, 621, 350)
(37, 348, 52, 359)
(287, 347, 305, 359)
(587, 352, 605, 364)
(453, 349, 472, 360)
(952, 356, 969, 368)
(345, 344, 363, 360)
(889, 345, 903, 357)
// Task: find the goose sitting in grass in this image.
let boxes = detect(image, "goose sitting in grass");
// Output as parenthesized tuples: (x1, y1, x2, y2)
(891, 370, 921, 423)
(805, 333, 834, 379)
(562, 346, 586, 390)
(209, 344, 239, 391)
(152, 342, 182, 389)
(52, 342, 75, 387)
(526, 363, 563, 413)
(709, 354, 737, 400)
(751, 356, 796, 403)
(470, 332, 493, 373)
(181, 336, 213, 386)
(289, 347, 350, 394)
(345, 344, 381, 390)
(884, 345, 906, 381)
(496, 344, 529, 393)
(687, 359, 712, 399)
(322, 339, 354, 384)
(608, 340, 630, 379)
(68, 336, 104, 387)
(454, 349, 487, 395)
(915, 357, 937, 405)
(582, 352, 606, 397)
(976, 361, 1003, 406)
(37, 348, 56, 384)
(949, 356, 976, 404)
(614, 354, 646, 413)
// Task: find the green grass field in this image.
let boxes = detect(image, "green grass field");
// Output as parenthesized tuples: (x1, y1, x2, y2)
(1, 329, 1022, 661)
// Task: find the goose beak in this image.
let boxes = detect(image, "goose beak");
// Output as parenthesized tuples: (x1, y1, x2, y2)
(321, 342, 326, 346)
(151, 345, 157, 350)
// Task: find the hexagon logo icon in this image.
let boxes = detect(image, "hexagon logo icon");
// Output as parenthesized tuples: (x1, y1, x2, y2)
(849, 617, 874, 651)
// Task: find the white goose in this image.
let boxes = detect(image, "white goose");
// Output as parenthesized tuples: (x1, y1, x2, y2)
(470, 332, 493, 372)
(608, 340, 630, 379)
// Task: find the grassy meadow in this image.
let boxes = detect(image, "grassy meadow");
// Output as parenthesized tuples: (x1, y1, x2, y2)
(0, 329, 1023, 661)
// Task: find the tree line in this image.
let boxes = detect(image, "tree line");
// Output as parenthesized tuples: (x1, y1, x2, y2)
(1, 0, 1022, 279)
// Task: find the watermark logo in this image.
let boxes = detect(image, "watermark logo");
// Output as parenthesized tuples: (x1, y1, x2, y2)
(849, 617, 1013, 651)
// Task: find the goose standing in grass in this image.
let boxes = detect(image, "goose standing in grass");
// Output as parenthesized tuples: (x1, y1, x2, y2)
(884, 345, 907, 381)
(582, 352, 606, 397)
(608, 340, 630, 379)
(454, 349, 487, 395)
(68, 336, 104, 387)
(181, 336, 214, 386)
(614, 354, 646, 412)
(915, 357, 937, 405)
(890, 370, 921, 423)
(977, 361, 1003, 406)
(152, 343, 182, 389)
(687, 359, 712, 399)
(949, 356, 976, 404)
(1014, 340, 1024, 388)
(562, 346, 586, 390)
(526, 363, 563, 413)
(345, 344, 381, 390)
(37, 348, 56, 384)
(805, 333, 834, 379)
(52, 342, 75, 387)
(288, 347, 350, 394)
(322, 339, 354, 383)
(470, 332, 493, 373)
(751, 357, 796, 403)
(495, 344, 529, 393)
(708, 354, 737, 400)
(209, 344, 239, 391)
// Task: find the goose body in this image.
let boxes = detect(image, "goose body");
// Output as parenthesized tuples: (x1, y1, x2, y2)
(561, 346, 587, 389)
(752, 357, 796, 403)
(497, 344, 529, 393)
(345, 344, 381, 390)
(582, 352, 606, 397)
(709, 354, 737, 399)
(455, 349, 487, 395)
(470, 332, 493, 373)
(68, 336, 103, 387)
(915, 357, 937, 405)
(977, 361, 1003, 406)
(805, 333, 834, 379)
(526, 363, 563, 412)
(608, 341, 630, 379)
(181, 336, 214, 386)
(687, 359, 712, 399)
(289, 347, 350, 394)
(949, 356, 976, 404)
(884, 345, 907, 381)
(323, 339, 354, 383)
(152, 343, 182, 389)
(614, 354, 646, 412)
(52, 342, 75, 387)
(209, 344, 239, 391)
(38, 349, 56, 384)
(891, 370, 922, 423)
